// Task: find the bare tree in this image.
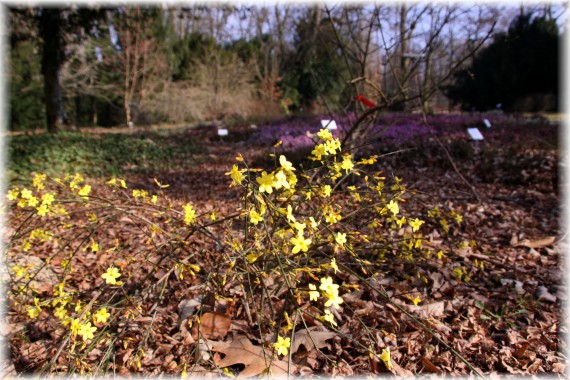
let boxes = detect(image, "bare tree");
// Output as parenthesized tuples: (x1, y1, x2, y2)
(110, 7, 168, 128)
(323, 4, 499, 146)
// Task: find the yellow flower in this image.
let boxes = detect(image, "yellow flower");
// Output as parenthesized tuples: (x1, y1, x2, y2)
(279, 155, 296, 171)
(285, 204, 295, 223)
(226, 165, 245, 186)
(90, 240, 99, 253)
(324, 206, 342, 224)
(78, 185, 91, 197)
(411, 296, 421, 306)
(54, 305, 67, 320)
(319, 276, 339, 297)
(309, 217, 319, 230)
(78, 322, 97, 341)
(256, 171, 275, 194)
(7, 188, 19, 201)
(292, 222, 305, 233)
(183, 203, 197, 225)
(249, 209, 263, 225)
(453, 213, 463, 224)
(41, 192, 56, 205)
(321, 309, 337, 326)
(330, 258, 339, 273)
(273, 336, 290, 356)
(27, 196, 39, 207)
(341, 154, 354, 173)
(36, 203, 50, 217)
(20, 188, 33, 199)
(27, 301, 41, 319)
(387, 200, 399, 215)
(107, 178, 127, 188)
(93, 308, 111, 324)
(70, 318, 82, 337)
(395, 216, 406, 228)
(322, 185, 332, 198)
(378, 347, 393, 370)
(409, 218, 424, 232)
(274, 170, 290, 190)
(308, 284, 319, 301)
(324, 139, 341, 155)
(317, 129, 333, 141)
(311, 144, 327, 161)
(324, 292, 344, 309)
(32, 173, 47, 190)
(132, 189, 148, 199)
(102, 267, 121, 285)
(69, 173, 84, 190)
(335, 232, 347, 246)
(290, 233, 311, 254)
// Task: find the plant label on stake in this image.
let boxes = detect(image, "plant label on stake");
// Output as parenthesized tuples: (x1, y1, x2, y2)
(483, 119, 492, 128)
(218, 128, 228, 137)
(467, 128, 484, 141)
(321, 120, 338, 130)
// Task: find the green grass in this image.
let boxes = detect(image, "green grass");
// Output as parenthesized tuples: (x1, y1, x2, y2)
(7, 130, 205, 183)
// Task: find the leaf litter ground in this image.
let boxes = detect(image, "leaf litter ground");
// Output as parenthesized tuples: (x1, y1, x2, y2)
(5, 115, 565, 376)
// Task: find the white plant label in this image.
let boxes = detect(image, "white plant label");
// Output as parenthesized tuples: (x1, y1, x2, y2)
(483, 119, 492, 128)
(218, 128, 229, 136)
(321, 120, 338, 130)
(467, 128, 484, 140)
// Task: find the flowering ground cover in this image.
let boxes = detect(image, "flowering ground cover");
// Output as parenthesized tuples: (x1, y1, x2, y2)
(3, 113, 563, 376)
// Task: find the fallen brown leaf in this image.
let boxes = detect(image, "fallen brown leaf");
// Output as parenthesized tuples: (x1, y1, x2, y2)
(516, 236, 556, 249)
(291, 326, 336, 354)
(207, 335, 296, 377)
(192, 312, 232, 340)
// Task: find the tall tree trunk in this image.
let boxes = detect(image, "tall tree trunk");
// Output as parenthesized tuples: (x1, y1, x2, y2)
(40, 8, 65, 132)
(398, 4, 409, 110)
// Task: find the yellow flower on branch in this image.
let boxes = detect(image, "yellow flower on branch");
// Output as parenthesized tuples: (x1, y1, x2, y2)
(274, 170, 290, 190)
(341, 154, 354, 173)
(93, 308, 111, 324)
(70, 318, 82, 337)
(273, 336, 290, 356)
(290, 233, 311, 254)
(102, 267, 121, 285)
(378, 347, 394, 370)
(249, 209, 263, 225)
(409, 218, 424, 232)
(317, 128, 333, 141)
(387, 200, 399, 215)
(183, 203, 197, 225)
(320, 309, 337, 326)
(78, 322, 97, 341)
(335, 232, 347, 246)
(308, 284, 319, 301)
(311, 144, 327, 161)
(279, 155, 296, 172)
(226, 165, 245, 186)
(32, 173, 47, 190)
(7, 188, 19, 201)
(256, 171, 275, 194)
(78, 185, 91, 198)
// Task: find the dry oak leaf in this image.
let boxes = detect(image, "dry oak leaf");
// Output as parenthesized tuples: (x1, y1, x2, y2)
(291, 326, 336, 354)
(514, 236, 556, 249)
(191, 312, 232, 340)
(206, 335, 296, 378)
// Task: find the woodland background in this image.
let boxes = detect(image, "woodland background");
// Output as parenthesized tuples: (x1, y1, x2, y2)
(7, 4, 564, 132)
(3, 3, 566, 377)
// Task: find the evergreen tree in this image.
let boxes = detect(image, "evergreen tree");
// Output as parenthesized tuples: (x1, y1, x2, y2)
(446, 13, 559, 112)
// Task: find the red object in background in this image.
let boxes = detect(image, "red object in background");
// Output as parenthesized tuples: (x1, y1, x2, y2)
(355, 95, 376, 108)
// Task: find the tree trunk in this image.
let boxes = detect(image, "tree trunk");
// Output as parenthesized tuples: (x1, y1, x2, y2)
(40, 8, 65, 133)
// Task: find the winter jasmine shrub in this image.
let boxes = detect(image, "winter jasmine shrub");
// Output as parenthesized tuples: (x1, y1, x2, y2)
(4, 129, 471, 375)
